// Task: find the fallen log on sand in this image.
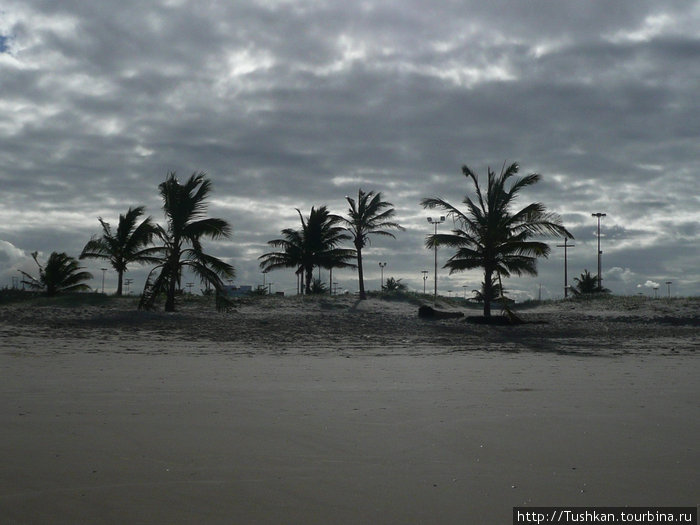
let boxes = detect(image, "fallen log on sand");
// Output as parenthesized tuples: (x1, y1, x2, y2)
(418, 305, 465, 319)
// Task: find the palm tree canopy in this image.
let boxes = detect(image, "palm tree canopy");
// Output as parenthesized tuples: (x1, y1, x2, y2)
(80, 206, 159, 273)
(421, 163, 573, 279)
(20, 251, 93, 296)
(259, 205, 355, 293)
(342, 189, 404, 249)
(571, 269, 610, 295)
(159, 172, 232, 243)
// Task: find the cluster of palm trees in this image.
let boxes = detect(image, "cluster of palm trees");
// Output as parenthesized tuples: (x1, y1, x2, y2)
(21, 172, 234, 312)
(21, 161, 581, 318)
(259, 189, 404, 300)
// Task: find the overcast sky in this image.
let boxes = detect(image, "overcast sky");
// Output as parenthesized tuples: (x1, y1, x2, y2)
(1, 0, 698, 299)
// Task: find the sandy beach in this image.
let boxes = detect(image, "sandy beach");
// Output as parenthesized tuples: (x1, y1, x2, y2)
(1, 295, 698, 523)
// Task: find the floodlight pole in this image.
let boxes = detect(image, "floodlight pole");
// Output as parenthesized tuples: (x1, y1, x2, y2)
(665, 281, 672, 298)
(556, 237, 575, 298)
(427, 216, 445, 302)
(379, 262, 387, 290)
(592, 213, 606, 290)
(100, 268, 107, 294)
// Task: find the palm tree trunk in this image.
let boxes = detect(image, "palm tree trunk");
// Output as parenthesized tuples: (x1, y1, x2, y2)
(483, 270, 492, 318)
(305, 266, 313, 294)
(165, 257, 178, 312)
(357, 246, 366, 300)
(165, 277, 177, 312)
(116, 270, 123, 297)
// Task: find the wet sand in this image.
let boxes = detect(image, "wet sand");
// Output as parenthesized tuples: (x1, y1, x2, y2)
(1, 296, 698, 523)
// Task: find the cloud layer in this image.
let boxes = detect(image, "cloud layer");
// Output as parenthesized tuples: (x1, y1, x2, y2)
(1, 1, 698, 297)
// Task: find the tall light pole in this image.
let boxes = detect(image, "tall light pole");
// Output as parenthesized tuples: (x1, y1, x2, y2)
(100, 268, 107, 294)
(421, 270, 428, 294)
(556, 237, 575, 298)
(665, 281, 672, 298)
(378, 262, 387, 291)
(427, 216, 445, 302)
(592, 213, 606, 290)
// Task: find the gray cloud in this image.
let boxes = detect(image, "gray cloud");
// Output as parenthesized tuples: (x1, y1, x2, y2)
(1, 0, 698, 298)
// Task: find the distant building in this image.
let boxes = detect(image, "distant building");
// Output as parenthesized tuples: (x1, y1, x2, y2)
(222, 285, 252, 297)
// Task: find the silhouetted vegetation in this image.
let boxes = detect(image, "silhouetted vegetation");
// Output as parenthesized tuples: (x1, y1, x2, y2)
(339, 189, 404, 299)
(139, 172, 235, 311)
(80, 206, 158, 296)
(19, 252, 93, 296)
(260, 205, 355, 294)
(382, 277, 407, 292)
(421, 162, 572, 318)
(571, 269, 611, 295)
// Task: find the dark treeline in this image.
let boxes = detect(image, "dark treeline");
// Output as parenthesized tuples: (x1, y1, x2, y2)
(20, 162, 582, 318)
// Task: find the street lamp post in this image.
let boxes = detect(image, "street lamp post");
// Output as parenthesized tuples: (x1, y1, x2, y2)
(556, 237, 575, 298)
(378, 262, 387, 291)
(421, 270, 428, 294)
(427, 216, 445, 302)
(592, 213, 606, 290)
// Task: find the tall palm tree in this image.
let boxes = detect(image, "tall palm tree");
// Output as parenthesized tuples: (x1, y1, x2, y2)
(340, 189, 404, 300)
(571, 269, 610, 295)
(260, 206, 355, 294)
(139, 172, 235, 311)
(20, 251, 93, 296)
(421, 162, 573, 318)
(80, 206, 158, 296)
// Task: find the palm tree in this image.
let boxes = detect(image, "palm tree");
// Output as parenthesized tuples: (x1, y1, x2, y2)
(260, 206, 355, 294)
(20, 251, 93, 296)
(571, 269, 610, 295)
(382, 277, 407, 292)
(340, 189, 404, 300)
(139, 172, 235, 311)
(80, 206, 158, 296)
(421, 162, 573, 318)
(259, 225, 307, 294)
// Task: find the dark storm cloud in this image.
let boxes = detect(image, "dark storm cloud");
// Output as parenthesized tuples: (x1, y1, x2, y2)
(1, 0, 698, 296)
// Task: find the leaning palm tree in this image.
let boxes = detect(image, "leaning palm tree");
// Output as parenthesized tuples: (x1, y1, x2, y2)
(421, 162, 573, 318)
(260, 206, 355, 294)
(20, 251, 93, 296)
(139, 172, 235, 311)
(340, 189, 404, 300)
(571, 269, 610, 296)
(80, 206, 158, 296)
